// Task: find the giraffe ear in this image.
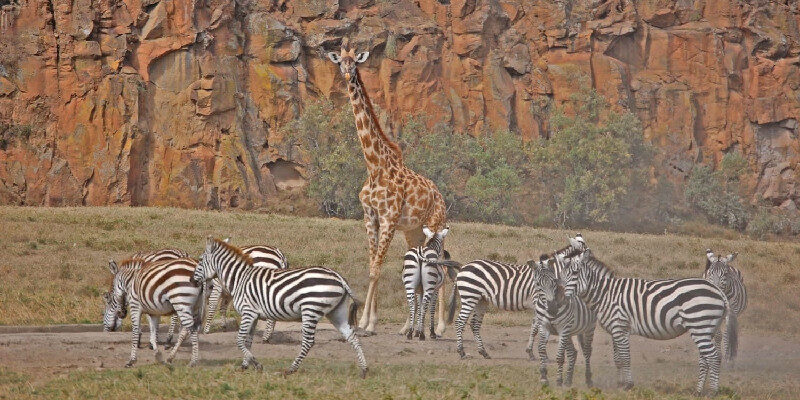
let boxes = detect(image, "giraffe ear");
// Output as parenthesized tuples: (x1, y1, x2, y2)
(355, 52, 370, 63)
(327, 52, 341, 63)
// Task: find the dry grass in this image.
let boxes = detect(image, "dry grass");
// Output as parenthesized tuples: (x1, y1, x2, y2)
(0, 206, 798, 337)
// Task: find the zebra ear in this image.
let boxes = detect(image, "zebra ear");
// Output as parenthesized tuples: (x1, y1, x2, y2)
(422, 226, 434, 239)
(108, 260, 118, 275)
(223, 237, 231, 243)
(440, 227, 450, 237)
(206, 236, 216, 251)
(725, 252, 737, 263)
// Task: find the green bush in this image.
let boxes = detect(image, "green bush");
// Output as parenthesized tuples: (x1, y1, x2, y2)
(529, 84, 656, 227)
(684, 152, 750, 230)
(283, 100, 364, 219)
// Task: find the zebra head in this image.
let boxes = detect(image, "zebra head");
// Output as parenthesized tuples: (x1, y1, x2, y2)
(327, 43, 370, 82)
(705, 250, 737, 292)
(422, 225, 450, 260)
(561, 248, 595, 298)
(194, 236, 229, 286)
(531, 255, 561, 316)
(103, 260, 125, 332)
(567, 233, 588, 255)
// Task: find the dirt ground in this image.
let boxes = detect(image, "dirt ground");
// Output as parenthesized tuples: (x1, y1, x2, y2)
(2, 321, 799, 397)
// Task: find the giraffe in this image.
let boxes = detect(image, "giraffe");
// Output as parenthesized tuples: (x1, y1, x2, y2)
(327, 45, 448, 335)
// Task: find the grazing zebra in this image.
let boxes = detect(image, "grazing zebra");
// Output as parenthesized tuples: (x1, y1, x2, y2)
(192, 237, 367, 377)
(203, 241, 289, 344)
(440, 257, 551, 359)
(104, 248, 189, 347)
(704, 249, 745, 363)
(534, 254, 596, 387)
(401, 226, 454, 340)
(103, 257, 204, 367)
(561, 237, 733, 396)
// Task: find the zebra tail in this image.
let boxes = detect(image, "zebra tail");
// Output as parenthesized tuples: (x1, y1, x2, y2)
(340, 277, 361, 327)
(192, 280, 207, 332)
(447, 281, 458, 324)
(430, 259, 462, 269)
(726, 311, 738, 363)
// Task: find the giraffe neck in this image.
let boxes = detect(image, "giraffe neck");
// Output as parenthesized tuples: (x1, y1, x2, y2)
(346, 70, 402, 177)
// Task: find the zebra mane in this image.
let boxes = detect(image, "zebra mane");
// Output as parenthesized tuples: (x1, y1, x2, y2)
(118, 258, 146, 270)
(211, 238, 255, 266)
(581, 250, 615, 279)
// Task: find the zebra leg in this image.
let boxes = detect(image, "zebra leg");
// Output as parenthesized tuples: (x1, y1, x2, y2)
(428, 290, 438, 339)
(690, 331, 720, 396)
(285, 313, 320, 375)
(538, 326, 551, 364)
(328, 297, 368, 378)
(166, 308, 194, 365)
(564, 336, 578, 387)
(578, 328, 595, 387)
(164, 314, 178, 349)
(526, 316, 539, 361)
(419, 291, 433, 341)
(188, 327, 199, 367)
(454, 298, 476, 359)
(203, 284, 223, 334)
(126, 306, 142, 368)
(414, 293, 423, 339)
(146, 314, 163, 364)
(245, 319, 257, 349)
(405, 290, 416, 340)
(262, 319, 276, 343)
(555, 334, 567, 386)
(610, 328, 633, 390)
(236, 311, 261, 370)
(471, 302, 489, 359)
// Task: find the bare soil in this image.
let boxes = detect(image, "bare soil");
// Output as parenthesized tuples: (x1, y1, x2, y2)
(2, 322, 798, 395)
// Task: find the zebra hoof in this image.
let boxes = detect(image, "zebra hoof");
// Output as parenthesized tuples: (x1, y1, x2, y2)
(459, 353, 472, 360)
(478, 350, 490, 359)
(429, 332, 439, 340)
(252, 361, 263, 371)
(360, 368, 368, 379)
(357, 330, 376, 337)
(124, 360, 136, 368)
(556, 379, 563, 387)
(526, 350, 535, 361)
(281, 369, 296, 377)
(188, 360, 198, 368)
(406, 332, 413, 340)
(419, 333, 426, 341)
(154, 351, 163, 364)
(620, 382, 633, 391)
(540, 379, 549, 386)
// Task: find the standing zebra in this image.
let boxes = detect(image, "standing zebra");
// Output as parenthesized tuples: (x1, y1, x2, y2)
(525, 234, 587, 361)
(104, 248, 189, 347)
(534, 254, 596, 387)
(561, 236, 733, 396)
(704, 249, 745, 363)
(103, 257, 204, 367)
(441, 257, 551, 359)
(401, 226, 454, 340)
(203, 240, 289, 344)
(193, 237, 367, 377)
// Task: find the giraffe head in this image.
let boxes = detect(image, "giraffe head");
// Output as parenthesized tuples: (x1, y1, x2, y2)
(327, 45, 370, 82)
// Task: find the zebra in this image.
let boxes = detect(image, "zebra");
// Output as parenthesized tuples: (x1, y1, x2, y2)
(533, 254, 596, 387)
(203, 240, 289, 344)
(438, 257, 551, 360)
(103, 257, 205, 367)
(561, 236, 733, 396)
(401, 226, 455, 340)
(704, 249, 745, 363)
(103, 248, 189, 347)
(525, 234, 587, 362)
(192, 237, 367, 377)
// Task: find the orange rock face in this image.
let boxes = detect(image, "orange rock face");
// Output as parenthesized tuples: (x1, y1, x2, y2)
(1, 0, 799, 210)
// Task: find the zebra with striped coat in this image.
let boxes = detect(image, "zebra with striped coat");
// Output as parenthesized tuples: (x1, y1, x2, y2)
(401, 226, 454, 340)
(103, 257, 204, 367)
(561, 236, 734, 396)
(534, 251, 597, 387)
(440, 257, 551, 359)
(192, 237, 367, 377)
(705, 249, 745, 363)
(203, 240, 289, 344)
(103, 248, 189, 347)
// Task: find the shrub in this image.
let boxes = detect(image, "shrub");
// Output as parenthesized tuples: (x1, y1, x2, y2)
(684, 152, 750, 230)
(283, 100, 364, 219)
(529, 83, 656, 227)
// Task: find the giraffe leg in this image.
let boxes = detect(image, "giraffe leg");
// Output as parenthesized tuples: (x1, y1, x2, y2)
(359, 207, 379, 332)
(434, 285, 447, 337)
(363, 216, 398, 333)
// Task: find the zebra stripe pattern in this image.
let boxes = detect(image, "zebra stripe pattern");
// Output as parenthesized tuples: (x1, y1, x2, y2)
(203, 242, 289, 344)
(104, 257, 204, 367)
(193, 237, 367, 377)
(401, 226, 450, 340)
(533, 254, 596, 387)
(705, 250, 745, 362)
(563, 239, 732, 396)
(103, 248, 189, 346)
(445, 258, 549, 359)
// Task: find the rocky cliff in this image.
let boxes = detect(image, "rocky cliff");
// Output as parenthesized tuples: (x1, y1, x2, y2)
(0, 0, 799, 211)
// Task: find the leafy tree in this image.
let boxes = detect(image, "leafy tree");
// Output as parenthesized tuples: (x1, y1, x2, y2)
(684, 152, 750, 230)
